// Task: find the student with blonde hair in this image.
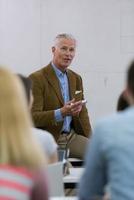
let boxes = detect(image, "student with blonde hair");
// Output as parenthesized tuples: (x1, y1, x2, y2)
(0, 67, 48, 200)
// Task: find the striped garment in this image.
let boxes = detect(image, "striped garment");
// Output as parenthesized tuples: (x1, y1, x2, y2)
(0, 165, 34, 200)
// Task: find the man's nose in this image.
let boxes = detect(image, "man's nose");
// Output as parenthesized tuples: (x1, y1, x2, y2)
(65, 49, 71, 56)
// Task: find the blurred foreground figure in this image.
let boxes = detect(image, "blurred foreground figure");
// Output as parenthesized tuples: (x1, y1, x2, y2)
(79, 60, 134, 200)
(0, 67, 48, 200)
(18, 74, 58, 164)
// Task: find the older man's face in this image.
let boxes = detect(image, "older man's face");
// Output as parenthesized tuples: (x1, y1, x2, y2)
(52, 38, 76, 72)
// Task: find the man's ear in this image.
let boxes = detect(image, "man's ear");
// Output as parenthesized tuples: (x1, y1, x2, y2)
(52, 46, 55, 53)
(124, 87, 134, 105)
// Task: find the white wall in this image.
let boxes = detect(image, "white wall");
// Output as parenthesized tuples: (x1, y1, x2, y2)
(1, 0, 134, 125)
(0, 0, 41, 74)
(41, 0, 134, 125)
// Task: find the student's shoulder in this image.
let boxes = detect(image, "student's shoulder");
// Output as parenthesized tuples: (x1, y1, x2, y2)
(95, 113, 118, 129)
(32, 128, 56, 144)
(93, 112, 124, 140)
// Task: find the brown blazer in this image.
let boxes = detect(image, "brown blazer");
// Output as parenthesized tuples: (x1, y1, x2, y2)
(29, 63, 91, 141)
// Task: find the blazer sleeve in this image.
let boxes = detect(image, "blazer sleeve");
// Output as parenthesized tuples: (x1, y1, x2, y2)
(29, 73, 57, 128)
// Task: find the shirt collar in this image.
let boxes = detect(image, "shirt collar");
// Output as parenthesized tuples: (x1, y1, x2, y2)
(51, 62, 67, 77)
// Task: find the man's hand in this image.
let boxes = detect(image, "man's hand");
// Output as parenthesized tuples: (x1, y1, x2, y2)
(61, 98, 83, 117)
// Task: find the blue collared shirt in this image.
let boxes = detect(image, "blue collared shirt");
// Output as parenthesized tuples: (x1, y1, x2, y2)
(52, 62, 72, 132)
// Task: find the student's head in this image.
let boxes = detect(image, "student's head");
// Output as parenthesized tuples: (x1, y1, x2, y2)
(18, 74, 33, 109)
(125, 61, 134, 105)
(117, 91, 129, 111)
(0, 67, 45, 168)
(52, 33, 76, 72)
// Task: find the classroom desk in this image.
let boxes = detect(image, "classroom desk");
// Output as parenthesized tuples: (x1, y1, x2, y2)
(63, 168, 84, 188)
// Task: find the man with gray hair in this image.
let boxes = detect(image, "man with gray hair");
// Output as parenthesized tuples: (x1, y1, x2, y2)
(29, 33, 91, 159)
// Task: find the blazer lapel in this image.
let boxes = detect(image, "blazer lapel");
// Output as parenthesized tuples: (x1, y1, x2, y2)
(67, 69, 76, 100)
(44, 64, 64, 104)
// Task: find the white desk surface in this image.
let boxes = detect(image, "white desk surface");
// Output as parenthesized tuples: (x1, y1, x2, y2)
(50, 197, 78, 200)
(63, 168, 84, 183)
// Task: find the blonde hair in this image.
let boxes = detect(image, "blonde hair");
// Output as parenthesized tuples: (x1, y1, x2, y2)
(0, 67, 46, 169)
